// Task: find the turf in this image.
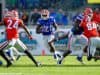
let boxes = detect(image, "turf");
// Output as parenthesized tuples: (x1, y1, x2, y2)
(0, 56, 100, 75)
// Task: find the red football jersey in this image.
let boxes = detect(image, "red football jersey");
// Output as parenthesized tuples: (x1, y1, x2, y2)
(93, 12, 100, 36)
(3, 17, 22, 40)
(80, 16, 99, 39)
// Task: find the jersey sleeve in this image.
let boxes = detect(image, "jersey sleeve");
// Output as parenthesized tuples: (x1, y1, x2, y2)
(37, 18, 42, 26)
(51, 17, 56, 24)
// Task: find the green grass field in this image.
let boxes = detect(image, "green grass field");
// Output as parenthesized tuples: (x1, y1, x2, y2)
(0, 56, 100, 75)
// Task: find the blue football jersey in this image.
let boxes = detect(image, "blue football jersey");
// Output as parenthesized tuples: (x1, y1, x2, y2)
(71, 14, 84, 35)
(37, 17, 56, 35)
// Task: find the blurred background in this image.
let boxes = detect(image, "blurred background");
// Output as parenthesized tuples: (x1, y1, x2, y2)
(0, 0, 100, 55)
(0, 0, 100, 26)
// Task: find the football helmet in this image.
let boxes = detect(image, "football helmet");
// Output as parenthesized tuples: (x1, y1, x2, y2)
(11, 10, 19, 19)
(41, 9, 50, 20)
(84, 8, 93, 17)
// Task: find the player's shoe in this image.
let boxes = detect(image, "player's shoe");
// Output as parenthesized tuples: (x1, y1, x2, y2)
(87, 55, 92, 61)
(94, 56, 100, 62)
(53, 54, 57, 59)
(57, 58, 63, 64)
(36, 62, 41, 67)
(54, 50, 65, 65)
(77, 57, 84, 64)
(56, 54, 63, 65)
(6, 61, 13, 67)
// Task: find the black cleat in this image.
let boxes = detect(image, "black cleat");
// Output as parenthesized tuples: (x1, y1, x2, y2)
(87, 55, 92, 61)
(6, 61, 12, 67)
(57, 56, 63, 65)
(36, 62, 41, 67)
(57, 59, 63, 64)
(77, 57, 84, 64)
(53, 54, 57, 59)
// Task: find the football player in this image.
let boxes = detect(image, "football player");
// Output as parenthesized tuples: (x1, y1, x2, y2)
(80, 8, 100, 61)
(36, 9, 58, 54)
(50, 13, 88, 64)
(0, 10, 40, 67)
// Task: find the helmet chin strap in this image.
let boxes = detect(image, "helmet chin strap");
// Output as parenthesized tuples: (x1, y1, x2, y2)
(42, 16, 49, 20)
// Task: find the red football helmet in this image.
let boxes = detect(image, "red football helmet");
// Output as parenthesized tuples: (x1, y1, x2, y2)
(84, 8, 93, 16)
(41, 9, 50, 20)
(84, 8, 93, 21)
(11, 10, 19, 18)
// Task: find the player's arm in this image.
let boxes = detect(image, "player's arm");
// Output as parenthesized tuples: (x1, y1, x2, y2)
(20, 20, 32, 39)
(50, 34, 68, 43)
(51, 17, 58, 31)
(51, 32, 69, 43)
(53, 20, 58, 31)
(36, 24, 42, 34)
(0, 19, 4, 25)
(0, 22, 4, 25)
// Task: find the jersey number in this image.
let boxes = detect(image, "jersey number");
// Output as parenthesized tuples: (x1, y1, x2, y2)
(7, 20, 18, 29)
(87, 23, 97, 30)
(42, 26, 52, 32)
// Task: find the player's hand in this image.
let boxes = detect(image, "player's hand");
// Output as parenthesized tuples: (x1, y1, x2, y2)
(29, 35, 33, 40)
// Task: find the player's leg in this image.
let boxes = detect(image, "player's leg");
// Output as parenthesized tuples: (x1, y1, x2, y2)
(0, 41, 8, 51)
(47, 35, 63, 58)
(87, 37, 100, 61)
(62, 34, 74, 59)
(54, 35, 72, 64)
(94, 48, 100, 61)
(2, 39, 21, 67)
(61, 34, 75, 59)
(5, 39, 18, 61)
(0, 51, 13, 67)
(16, 39, 39, 66)
(48, 42, 55, 53)
(48, 35, 56, 53)
(0, 41, 13, 67)
(5, 47, 21, 61)
(10, 47, 21, 60)
(76, 35, 88, 63)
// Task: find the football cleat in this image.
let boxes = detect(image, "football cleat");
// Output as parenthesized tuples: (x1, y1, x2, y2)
(57, 58, 63, 65)
(77, 57, 84, 64)
(87, 55, 92, 61)
(53, 54, 57, 59)
(36, 62, 41, 67)
(6, 61, 13, 67)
